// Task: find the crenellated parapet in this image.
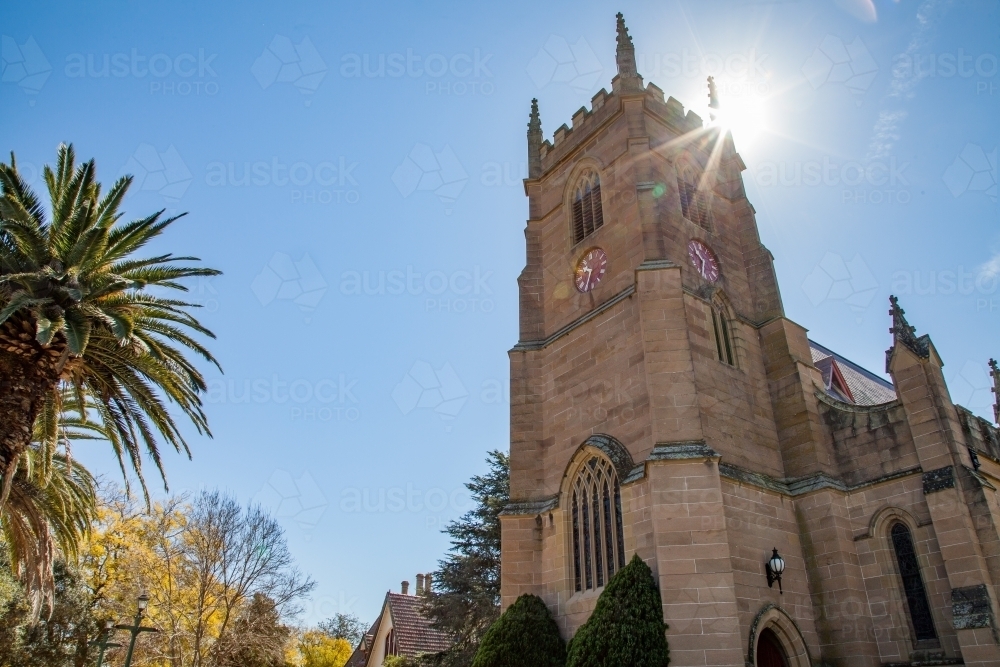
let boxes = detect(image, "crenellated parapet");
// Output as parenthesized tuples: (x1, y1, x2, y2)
(527, 14, 708, 181)
(533, 85, 705, 174)
(958, 406, 1000, 461)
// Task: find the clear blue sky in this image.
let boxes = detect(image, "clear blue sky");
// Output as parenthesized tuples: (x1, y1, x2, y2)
(2, 0, 997, 625)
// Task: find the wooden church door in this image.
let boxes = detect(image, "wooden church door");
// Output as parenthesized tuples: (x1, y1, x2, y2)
(756, 628, 789, 667)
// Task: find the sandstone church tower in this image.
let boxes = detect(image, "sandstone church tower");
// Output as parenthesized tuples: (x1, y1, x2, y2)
(500, 14, 1000, 667)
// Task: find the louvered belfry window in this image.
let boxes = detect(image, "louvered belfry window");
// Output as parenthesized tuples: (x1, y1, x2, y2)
(890, 523, 937, 642)
(572, 171, 604, 244)
(571, 455, 626, 592)
(678, 163, 711, 229)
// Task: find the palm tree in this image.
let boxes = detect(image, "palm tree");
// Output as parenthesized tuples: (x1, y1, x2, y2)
(0, 144, 220, 503)
(1, 391, 98, 620)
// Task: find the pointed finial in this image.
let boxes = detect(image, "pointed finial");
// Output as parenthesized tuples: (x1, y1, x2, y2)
(708, 76, 720, 120)
(527, 98, 542, 179)
(613, 13, 642, 92)
(989, 358, 999, 425)
(888, 295, 917, 343)
(528, 98, 541, 134)
(885, 295, 930, 371)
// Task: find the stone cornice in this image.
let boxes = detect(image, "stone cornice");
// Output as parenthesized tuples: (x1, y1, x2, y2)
(511, 285, 635, 352)
(813, 388, 900, 414)
(503, 452, 925, 515)
(500, 495, 559, 517)
(719, 462, 924, 498)
(623, 440, 720, 484)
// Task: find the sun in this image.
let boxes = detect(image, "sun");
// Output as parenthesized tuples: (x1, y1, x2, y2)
(709, 90, 769, 148)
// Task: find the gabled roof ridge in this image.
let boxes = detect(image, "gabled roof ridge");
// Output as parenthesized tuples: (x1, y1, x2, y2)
(816, 356, 856, 403)
(808, 338, 894, 391)
(384, 592, 453, 657)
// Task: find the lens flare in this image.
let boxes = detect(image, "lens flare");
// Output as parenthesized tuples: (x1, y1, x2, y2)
(710, 94, 768, 147)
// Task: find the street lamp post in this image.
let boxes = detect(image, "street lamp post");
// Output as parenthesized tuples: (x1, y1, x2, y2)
(116, 593, 160, 667)
(88, 620, 121, 667)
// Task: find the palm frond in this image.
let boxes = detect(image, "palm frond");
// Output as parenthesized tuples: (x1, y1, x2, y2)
(1, 390, 98, 621)
(0, 145, 221, 506)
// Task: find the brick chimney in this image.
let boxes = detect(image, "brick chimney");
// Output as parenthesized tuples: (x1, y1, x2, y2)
(401, 580, 409, 595)
(424, 573, 433, 594)
(416, 573, 425, 595)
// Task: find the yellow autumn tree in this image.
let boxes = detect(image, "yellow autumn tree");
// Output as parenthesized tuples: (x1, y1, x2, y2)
(79, 488, 313, 667)
(298, 629, 353, 667)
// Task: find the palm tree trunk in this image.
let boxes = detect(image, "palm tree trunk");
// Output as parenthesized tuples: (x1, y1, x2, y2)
(0, 318, 63, 504)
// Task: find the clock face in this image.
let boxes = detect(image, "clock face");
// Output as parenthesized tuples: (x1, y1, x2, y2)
(687, 239, 720, 282)
(575, 248, 608, 293)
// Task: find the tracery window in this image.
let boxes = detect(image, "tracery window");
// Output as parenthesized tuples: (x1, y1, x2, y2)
(677, 163, 711, 229)
(890, 522, 937, 642)
(571, 454, 626, 592)
(711, 301, 735, 367)
(572, 171, 604, 244)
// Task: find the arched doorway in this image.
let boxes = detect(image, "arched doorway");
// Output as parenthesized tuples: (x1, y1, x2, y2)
(756, 627, 789, 667)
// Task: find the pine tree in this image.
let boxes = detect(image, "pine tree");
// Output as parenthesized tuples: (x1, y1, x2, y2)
(420, 451, 509, 667)
(470, 594, 565, 667)
(565, 555, 669, 667)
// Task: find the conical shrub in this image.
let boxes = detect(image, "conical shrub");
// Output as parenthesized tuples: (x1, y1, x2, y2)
(471, 593, 566, 667)
(565, 555, 669, 667)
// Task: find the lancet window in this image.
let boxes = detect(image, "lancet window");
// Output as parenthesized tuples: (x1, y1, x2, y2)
(711, 300, 736, 367)
(890, 522, 937, 642)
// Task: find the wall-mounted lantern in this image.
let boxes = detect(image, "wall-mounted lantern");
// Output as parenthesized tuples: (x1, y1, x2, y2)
(766, 548, 785, 594)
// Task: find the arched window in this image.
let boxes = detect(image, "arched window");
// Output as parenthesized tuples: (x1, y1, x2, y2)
(890, 523, 937, 642)
(677, 162, 711, 229)
(711, 301, 735, 367)
(571, 454, 626, 592)
(572, 171, 604, 244)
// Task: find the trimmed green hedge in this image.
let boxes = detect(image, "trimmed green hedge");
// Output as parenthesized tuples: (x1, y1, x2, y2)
(565, 555, 669, 667)
(471, 594, 566, 667)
